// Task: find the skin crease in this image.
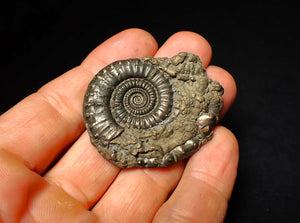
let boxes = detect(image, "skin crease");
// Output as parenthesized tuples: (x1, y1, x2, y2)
(0, 28, 238, 223)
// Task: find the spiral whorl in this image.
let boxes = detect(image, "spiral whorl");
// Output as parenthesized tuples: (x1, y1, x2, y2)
(83, 59, 172, 144)
(110, 74, 171, 128)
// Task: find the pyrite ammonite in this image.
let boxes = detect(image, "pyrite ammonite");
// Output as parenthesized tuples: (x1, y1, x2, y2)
(83, 52, 224, 168)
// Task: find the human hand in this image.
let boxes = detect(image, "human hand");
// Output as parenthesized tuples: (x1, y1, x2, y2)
(0, 28, 238, 223)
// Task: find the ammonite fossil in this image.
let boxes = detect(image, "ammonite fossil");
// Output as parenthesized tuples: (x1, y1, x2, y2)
(83, 52, 224, 168)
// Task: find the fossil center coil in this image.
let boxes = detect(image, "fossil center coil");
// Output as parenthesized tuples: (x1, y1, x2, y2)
(110, 76, 172, 129)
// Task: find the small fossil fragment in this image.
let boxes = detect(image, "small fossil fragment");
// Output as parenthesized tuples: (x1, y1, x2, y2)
(83, 52, 223, 168)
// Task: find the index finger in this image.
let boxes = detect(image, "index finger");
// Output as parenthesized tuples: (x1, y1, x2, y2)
(0, 28, 158, 174)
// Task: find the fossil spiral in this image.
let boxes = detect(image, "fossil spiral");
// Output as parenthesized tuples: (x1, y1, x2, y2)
(83, 52, 224, 168)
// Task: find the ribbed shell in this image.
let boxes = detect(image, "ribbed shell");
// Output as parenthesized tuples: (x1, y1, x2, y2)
(83, 59, 172, 144)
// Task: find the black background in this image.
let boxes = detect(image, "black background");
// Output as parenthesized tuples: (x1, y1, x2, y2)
(1, 1, 299, 222)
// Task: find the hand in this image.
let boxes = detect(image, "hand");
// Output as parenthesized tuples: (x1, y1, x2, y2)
(0, 28, 238, 223)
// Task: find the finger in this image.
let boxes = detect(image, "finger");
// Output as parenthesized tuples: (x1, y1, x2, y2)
(155, 31, 212, 67)
(43, 28, 157, 206)
(81, 28, 158, 73)
(153, 126, 239, 223)
(0, 150, 97, 223)
(0, 28, 158, 174)
(91, 31, 224, 222)
(93, 163, 184, 222)
(155, 31, 237, 118)
(44, 132, 120, 208)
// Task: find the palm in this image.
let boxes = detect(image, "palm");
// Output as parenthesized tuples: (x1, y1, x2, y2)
(0, 29, 238, 223)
